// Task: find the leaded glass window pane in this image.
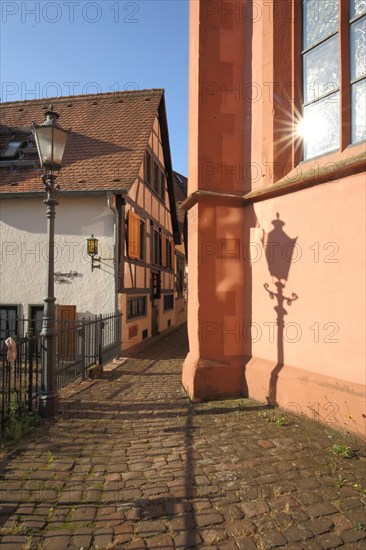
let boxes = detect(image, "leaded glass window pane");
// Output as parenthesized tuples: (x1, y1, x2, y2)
(303, 35, 339, 103)
(351, 0, 366, 18)
(352, 79, 366, 142)
(303, 0, 339, 50)
(303, 92, 340, 159)
(350, 16, 366, 80)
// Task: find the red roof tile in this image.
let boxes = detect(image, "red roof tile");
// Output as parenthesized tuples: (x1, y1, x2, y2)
(0, 89, 164, 194)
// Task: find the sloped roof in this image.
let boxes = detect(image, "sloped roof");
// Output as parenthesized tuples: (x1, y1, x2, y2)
(172, 170, 187, 225)
(0, 89, 164, 194)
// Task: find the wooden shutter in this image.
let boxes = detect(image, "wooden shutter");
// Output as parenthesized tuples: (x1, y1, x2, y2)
(128, 211, 140, 259)
(161, 235, 167, 267)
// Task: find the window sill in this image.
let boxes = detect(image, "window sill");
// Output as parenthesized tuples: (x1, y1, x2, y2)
(244, 142, 366, 203)
(127, 314, 147, 322)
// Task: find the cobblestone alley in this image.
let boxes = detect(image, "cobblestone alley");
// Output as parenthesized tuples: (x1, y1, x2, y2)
(0, 324, 365, 550)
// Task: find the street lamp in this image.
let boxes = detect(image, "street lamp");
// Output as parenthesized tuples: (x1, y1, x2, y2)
(32, 105, 70, 417)
(86, 235, 101, 271)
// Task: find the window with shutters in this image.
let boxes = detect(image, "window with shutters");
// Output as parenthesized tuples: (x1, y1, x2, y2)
(127, 211, 140, 260)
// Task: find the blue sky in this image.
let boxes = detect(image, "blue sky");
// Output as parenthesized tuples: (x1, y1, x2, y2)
(0, 0, 189, 175)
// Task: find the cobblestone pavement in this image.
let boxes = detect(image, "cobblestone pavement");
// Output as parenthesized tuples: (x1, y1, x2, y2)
(1, 324, 365, 549)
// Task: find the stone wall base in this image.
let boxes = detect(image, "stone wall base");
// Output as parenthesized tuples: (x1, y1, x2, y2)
(182, 352, 366, 438)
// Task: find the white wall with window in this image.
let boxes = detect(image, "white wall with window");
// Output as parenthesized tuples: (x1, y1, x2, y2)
(0, 196, 116, 320)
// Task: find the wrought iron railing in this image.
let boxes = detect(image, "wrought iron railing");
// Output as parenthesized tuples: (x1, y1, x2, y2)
(0, 328, 41, 437)
(56, 312, 122, 388)
(0, 311, 122, 436)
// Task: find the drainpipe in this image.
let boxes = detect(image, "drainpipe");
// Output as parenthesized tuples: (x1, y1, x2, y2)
(107, 192, 119, 313)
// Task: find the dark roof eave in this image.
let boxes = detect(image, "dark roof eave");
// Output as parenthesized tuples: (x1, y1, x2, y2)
(158, 94, 181, 245)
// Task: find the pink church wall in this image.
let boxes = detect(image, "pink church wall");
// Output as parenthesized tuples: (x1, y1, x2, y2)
(183, 0, 366, 436)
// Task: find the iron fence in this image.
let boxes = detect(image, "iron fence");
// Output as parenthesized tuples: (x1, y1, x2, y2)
(56, 312, 122, 388)
(0, 311, 122, 436)
(0, 326, 41, 437)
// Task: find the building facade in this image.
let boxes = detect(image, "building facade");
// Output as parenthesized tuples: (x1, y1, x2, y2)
(0, 90, 187, 349)
(183, 0, 366, 436)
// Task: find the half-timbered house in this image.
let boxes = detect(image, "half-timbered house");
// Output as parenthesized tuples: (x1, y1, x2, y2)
(0, 89, 186, 350)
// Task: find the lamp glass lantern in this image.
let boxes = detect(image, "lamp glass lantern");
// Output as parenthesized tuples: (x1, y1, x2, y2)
(87, 235, 101, 271)
(32, 107, 69, 171)
(87, 235, 99, 257)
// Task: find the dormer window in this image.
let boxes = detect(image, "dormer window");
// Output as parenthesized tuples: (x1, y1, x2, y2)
(0, 141, 23, 159)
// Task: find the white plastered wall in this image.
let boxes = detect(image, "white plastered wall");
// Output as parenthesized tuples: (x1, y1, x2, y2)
(0, 195, 116, 317)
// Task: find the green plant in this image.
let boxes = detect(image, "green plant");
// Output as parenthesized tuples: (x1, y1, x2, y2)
(274, 416, 288, 426)
(354, 522, 366, 531)
(1, 393, 40, 443)
(330, 443, 355, 459)
(258, 411, 288, 426)
(0, 520, 30, 536)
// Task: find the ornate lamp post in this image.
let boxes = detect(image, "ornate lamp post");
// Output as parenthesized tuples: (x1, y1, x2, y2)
(32, 106, 70, 417)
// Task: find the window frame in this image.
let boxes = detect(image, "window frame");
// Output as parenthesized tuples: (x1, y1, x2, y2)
(245, 0, 365, 196)
(152, 272, 161, 300)
(301, 1, 341, 160)
(160, 172, 166, 202)
(300, 0, 366, 161)
(163, 294, 174, 311)
(144, 149, 167, 204)
(176, 254, 185, 298)
(127, 296, 147, 320)
(0, 141, 24, 159)
(0, 305, 19, 342)
(166, 237, 172, 270)
(349, 4, 366, 143)
(145, 151, 152, 186)
(153, 161, 160, 195)
(153, 228, 160, 266)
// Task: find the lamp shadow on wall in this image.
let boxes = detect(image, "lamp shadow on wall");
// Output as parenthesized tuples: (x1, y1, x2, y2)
(261, 213, 299, 406)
